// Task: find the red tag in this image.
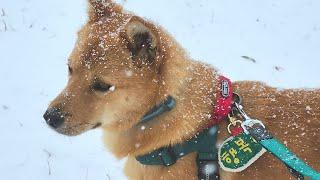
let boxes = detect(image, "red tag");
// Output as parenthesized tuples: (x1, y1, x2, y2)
(210, 76, 233, 126)
(231, 126, 244, 136)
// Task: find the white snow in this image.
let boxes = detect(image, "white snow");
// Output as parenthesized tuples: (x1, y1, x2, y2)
(135, 143, 141, 148)
(0, 0, 319, 180)
(109, 85, 116, 92)
(125, 69, 133, 77)
(200, 162, 218, 176)
(306, 106, 312, 111)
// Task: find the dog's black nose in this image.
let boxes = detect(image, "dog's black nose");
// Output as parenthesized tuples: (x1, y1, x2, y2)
(43, 107, 65, 129)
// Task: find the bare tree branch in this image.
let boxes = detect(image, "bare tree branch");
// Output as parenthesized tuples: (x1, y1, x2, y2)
(43, 149, 52, 175)
(47, 159, 51, 175)
(1, 8, 5, 17)
(2, 20, 7, 31)
(105, 171, 111, 180)
(241, 56, 257, 63)
(85, 168, 88, 180)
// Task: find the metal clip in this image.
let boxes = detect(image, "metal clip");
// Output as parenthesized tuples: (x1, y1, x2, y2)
(232, 93, 242, 105)
(241, 119, 266, 135)
(233, 102, 250, 120)
(227, 114, 243, 134)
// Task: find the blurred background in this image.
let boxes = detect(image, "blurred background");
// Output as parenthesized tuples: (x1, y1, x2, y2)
(0, 0, 319, 179)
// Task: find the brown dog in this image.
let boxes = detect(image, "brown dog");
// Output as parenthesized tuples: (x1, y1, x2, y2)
(43, 0, 320, 179)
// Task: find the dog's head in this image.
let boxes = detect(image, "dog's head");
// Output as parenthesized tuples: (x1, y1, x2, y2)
(43, 0, 168, 136)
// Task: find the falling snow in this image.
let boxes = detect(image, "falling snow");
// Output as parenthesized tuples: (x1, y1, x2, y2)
(109, 85, 116, 91)
(1, 0, 320, 179)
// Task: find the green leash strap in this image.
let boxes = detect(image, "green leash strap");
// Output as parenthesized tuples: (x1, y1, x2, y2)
(243, 120, 320, 180)
(260, 138, 320, 180)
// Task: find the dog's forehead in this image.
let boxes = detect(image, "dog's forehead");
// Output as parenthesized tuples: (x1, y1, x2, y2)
(70, 15, 131, 70)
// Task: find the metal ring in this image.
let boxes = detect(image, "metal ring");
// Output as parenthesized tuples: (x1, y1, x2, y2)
(227, 120, 243, 134)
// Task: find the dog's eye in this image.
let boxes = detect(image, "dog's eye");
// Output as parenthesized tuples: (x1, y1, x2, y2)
(68, 65, 73, 75)
(92, 81, 113, 92)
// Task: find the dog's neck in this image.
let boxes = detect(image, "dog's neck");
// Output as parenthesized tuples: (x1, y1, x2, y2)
(103, 32, 219, 158)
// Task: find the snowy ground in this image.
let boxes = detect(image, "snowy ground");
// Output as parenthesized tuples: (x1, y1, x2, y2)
(0, 0, 319, 179)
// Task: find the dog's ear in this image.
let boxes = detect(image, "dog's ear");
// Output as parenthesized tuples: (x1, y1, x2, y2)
(122, 16, 160, 68)
(88, 0, 122, 22)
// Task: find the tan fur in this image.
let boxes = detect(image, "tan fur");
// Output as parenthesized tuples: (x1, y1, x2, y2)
(45, 1, 320, 179)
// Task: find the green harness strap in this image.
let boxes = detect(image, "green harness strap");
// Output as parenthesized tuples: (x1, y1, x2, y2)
(136, 126, 218, 166)
(135, 96, 221, 179)
(136, 96, 219, 167)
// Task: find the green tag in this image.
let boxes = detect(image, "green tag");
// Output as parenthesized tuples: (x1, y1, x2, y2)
(218, 132, 266, 172)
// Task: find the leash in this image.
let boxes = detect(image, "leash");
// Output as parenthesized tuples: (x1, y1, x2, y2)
(232, 101, 320, 180)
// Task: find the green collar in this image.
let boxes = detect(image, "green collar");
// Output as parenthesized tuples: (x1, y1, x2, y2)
(138, 96, 176, 124)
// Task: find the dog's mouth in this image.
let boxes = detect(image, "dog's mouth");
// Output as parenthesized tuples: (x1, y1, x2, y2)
(51, 122, 103, 136)
(92, 122, 102, 129)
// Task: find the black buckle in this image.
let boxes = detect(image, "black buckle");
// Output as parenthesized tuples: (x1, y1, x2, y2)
(197, 159, 220, 180)
(160, 147, 177, 166)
